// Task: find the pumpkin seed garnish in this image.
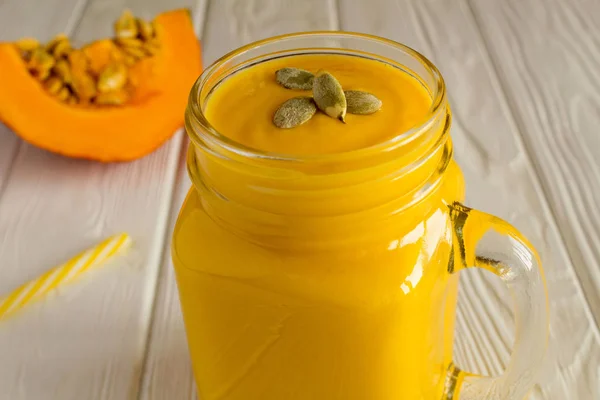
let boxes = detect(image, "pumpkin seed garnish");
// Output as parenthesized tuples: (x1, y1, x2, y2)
(275, 67, 314, 90)
(345, 90, 382, 115)
(273, 97, 317, 129)
(312, 70, 346, 123)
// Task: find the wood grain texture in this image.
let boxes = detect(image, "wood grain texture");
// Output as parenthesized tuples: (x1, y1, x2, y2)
(139, 1, 337, 398)
(1, 0, 598, 398)
(139, 149, 197, 400)
(338, 0, 600, 399)
(467, 0, 600, 326)
(0, 0, 89, 213)
(0, 0, 200, 399)
(137, 1, 206, 399)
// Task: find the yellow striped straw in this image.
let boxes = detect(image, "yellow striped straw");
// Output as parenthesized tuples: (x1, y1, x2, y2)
(0, 233, 132, 320)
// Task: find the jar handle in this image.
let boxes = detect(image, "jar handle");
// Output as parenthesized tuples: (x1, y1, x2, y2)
(445, 202, 550, 399)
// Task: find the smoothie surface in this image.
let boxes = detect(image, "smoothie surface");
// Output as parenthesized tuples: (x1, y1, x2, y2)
(204, 54, 432, 155)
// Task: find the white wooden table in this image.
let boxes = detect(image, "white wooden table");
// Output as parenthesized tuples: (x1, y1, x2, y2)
(1, 0, 599, 398)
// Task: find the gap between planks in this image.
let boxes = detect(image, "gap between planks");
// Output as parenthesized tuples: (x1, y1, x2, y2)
(460, 0, 600, 338)
(136, 1, 208, 399)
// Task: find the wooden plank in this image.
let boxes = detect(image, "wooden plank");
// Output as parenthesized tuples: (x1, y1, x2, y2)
(137, 1, 206, 398)
(467, 0, 600, 326)
(139, 150, 197, 400)
(0, 0, 201, 399)
(338, 0, 600, 399)
(0, 0, 88, 211)
(139, 0, 338, 398)
(0, 0, 89, 41)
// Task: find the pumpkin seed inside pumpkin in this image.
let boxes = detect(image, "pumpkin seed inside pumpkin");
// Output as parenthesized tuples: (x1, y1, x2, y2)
(53, 59, 72, 84)
(137, 18, 154, 40)
(97, 62, 128, 93)
(15, 10, 163, 107)
(115, 10, 138, 39)
(15, 38, 40, 54)
(27, 48, 55, 80)
(56, 86, 71, 102)
(45, 34, 68, 53)
(120, 45, 146, 60)
(51, 39, 72, 59)
(44, 77, 63, 95)
(68, 51, 97, 102)
(143, 40, 160, 56)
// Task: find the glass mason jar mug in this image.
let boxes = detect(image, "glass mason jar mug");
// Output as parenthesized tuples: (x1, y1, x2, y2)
(173, 32, 549, 400)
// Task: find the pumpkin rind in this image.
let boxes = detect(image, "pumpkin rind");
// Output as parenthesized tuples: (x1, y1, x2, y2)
(0, 9, 202, 162)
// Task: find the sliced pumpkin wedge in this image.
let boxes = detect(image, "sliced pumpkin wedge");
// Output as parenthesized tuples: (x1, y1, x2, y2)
(0, 9, 202, 162)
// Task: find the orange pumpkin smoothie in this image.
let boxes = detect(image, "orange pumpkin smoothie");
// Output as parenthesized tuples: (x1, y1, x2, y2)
(204, 55, 431, 154)
(173, 51, 465, 400)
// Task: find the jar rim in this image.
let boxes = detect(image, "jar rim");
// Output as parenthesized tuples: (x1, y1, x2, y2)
(186, 31, 447, 164)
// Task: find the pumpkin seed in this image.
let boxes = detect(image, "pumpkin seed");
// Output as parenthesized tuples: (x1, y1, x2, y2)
(15, 37, 40, 53)
(28, 48, 55, 69)
(275, 67, 314, 90)
(143, 39, 160, 56)
(273, 97, 316, 129)
(71, 72, 97, 102)
(137, 18, 154, 40)
(27, 48, 55, 80)
(53, 59, 72, 84)
(114, 9, 138, 39)
(121, 45, 146, 60)
(56, 86, 71, 102)
(67, 50, 96, 101)
(67, 96, 78, 105)
(344, 90, 382, 115)
(44, 77, 63, 95)
(95, 90, 128, 106)
(312, 70, 346, 122)
(115, 37, 143, 48)
(68, 50, 88, 72)
(52, 39, 72, 58)
(45, 34, 68, 53)
(97, 62, 128, 93)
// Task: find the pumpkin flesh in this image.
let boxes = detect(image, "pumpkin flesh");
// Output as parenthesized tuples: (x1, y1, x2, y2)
(0, 9, 202, 162)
